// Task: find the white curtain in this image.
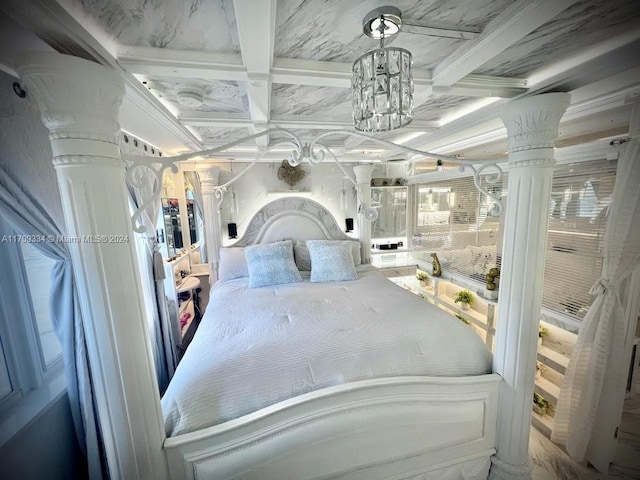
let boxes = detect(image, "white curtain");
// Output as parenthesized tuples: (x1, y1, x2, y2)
(0, 166, 105, 478)
(552, 134, 640, 461)
(128, 166, 177, 392)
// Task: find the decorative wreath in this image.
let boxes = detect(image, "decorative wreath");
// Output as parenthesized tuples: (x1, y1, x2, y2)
(277, 160, 306, 187)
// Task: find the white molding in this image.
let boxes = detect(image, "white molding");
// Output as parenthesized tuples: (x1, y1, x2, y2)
(432, 0, 580, 87)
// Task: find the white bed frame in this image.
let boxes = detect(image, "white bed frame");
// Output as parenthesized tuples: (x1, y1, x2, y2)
(19, 52, 568, 480)
(163, 197, 500, 480)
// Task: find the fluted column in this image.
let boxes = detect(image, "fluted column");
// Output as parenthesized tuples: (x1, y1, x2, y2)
(16, 52, 167, 480)
(489, 93, 571, 480)
(354, 164, 374, 264)
(196, 166, 221, 281)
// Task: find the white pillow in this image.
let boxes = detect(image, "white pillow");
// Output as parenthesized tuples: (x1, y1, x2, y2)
(295, 240, 361, 271)
(245, 240, 302, 288)
(218, 247, 249, 281)
(307, 240, 358, 283)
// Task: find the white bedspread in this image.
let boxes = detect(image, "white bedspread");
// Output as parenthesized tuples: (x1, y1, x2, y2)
(161, 268, 492, 436)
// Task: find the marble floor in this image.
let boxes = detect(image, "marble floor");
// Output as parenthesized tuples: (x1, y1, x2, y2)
(531, 382, 640, 480)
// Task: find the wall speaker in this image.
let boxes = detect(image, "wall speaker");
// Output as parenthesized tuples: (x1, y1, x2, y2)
(345, 218, 354, 232)
(228, 223, 238, 239)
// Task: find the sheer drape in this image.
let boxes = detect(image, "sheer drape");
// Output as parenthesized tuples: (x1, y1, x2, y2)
(184, 171, 206, 262)
(552, 135, 640, 461)
(128, 167, 177, 392)
(0, 166, 104, 479)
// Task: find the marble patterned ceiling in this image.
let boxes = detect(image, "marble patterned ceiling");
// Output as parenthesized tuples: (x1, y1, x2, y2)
(274, 0, 514, 69)
(59, 0, 640, 154)
(474, 0, 640, 77)
(75, 0, 240, 52)
(270, 84, 352, 118)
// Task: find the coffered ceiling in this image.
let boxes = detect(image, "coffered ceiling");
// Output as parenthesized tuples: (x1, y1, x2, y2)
(1, 0, 640, 162)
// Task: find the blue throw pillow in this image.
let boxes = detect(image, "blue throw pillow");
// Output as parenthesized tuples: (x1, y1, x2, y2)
(245, 240, 302, 288)
(307, 240, 358, 283)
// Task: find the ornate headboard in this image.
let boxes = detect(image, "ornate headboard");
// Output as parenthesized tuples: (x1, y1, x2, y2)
(232, 197, 358, 248)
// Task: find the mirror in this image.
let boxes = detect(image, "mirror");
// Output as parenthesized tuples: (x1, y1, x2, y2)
(371, 186, 407, 239)
(186, 199, 197, 244)
(183, 172, 201, 248)
(162, 198, 183, 258)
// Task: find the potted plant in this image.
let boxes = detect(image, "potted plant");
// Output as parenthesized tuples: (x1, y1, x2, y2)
(454, 289, 474, 310)
(533, 392, 550, 416)
(535, 361, 546, 380)
(436, 159, 444, 171)
(416, 271, 429, 287)
(538, 325, 548, 348)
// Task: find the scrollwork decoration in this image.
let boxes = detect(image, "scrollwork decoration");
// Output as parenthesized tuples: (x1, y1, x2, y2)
(124, 127, 505, 233)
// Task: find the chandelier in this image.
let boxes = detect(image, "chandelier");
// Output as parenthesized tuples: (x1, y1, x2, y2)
(352, 6, 413, 133)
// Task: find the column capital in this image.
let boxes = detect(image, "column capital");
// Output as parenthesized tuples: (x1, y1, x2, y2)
(196, 165, 221, 194)
(15, 52, 124, 149)
(353, 164, 373, 185)
(501, 93, 571, 154)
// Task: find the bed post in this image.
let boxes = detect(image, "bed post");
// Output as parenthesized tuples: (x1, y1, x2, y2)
(354, 164, 374, 264)
(196, 165, 221, 281)
(489, 93, 570, 480)
(16, 52, 168, 479)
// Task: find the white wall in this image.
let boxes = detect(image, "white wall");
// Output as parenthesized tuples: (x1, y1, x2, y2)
(214, 162, 359, 244)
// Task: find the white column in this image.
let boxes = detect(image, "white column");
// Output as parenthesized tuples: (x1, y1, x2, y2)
(197, 166, 221, 280)
(16, 52, 167, 480)
(354, 164, 374, 264)
(489, 93, 570, 480)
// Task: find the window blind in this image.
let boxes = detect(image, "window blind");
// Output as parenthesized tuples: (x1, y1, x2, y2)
(542, 158, 617, 319)
(411, 174, 504, 283)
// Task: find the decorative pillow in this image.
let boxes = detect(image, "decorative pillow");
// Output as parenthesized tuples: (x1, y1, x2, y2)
(294, 241, 312, 271)
(245, 240, 302, 288)
(307, 240, 358, 283)
(218, 247, 249, 281)
(295, 240, 361, 271)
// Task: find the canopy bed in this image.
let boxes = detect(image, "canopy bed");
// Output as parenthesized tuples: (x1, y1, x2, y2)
(15, 51, 573, 480)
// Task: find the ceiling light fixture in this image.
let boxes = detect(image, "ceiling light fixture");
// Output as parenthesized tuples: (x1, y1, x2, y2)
(352, 6, 413, 133)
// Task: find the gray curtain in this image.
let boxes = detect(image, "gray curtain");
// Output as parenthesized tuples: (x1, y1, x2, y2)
(0, 166, 103, 479)
(185, 171, 206, 262)
(127, 166, 177, 392)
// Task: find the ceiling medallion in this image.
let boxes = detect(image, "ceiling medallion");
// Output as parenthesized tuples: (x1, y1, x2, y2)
(352, 6, 413, 133)
(175, 88, 204, 108)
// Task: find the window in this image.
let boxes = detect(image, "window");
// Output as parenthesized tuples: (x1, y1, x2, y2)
(0, 216, 64, 413)
(542, 158, 617, 319)
(411, 174, 504, 283)
(18, 243, 62, 368)
(0, 338, 11, 401)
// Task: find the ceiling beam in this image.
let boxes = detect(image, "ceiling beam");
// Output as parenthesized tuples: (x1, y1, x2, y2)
(433, 74, 527, 98)
(402, 22, 479, 41)
(180, 112, 439, 132)
(116, 45, 246, 81)
(432, 0, 580, 87)
(233, 0, 276, 147)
